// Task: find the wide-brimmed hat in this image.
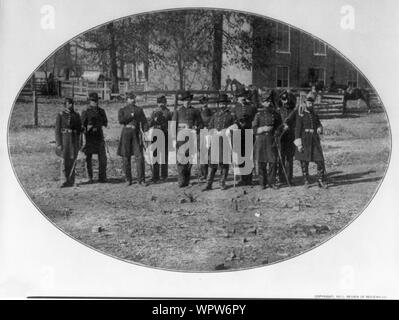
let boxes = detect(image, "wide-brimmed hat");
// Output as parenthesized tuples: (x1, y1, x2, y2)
(279, 90, 288, 100)
(234, 88, 249, 98)
(179, 91, 194, 101)
(261, 94, 273, 103)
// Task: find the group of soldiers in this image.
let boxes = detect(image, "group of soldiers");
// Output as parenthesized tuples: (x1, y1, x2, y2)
(55, 87, 328, 190)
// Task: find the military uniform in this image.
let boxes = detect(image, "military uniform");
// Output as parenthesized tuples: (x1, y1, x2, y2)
(252, 102, 282, 188)
(55, 105, 82, 187)
(276, 94, 297, 185)
(172, 91, 203, 187)
(294, 101, 327, 188)
(204, 101, 236, 190)
(117, 99, 149, 185)
(149, 99, 172, 182)
(231, 92, 257, 185)
(81, 94, 108, 182)
(199, 97, 214, 180)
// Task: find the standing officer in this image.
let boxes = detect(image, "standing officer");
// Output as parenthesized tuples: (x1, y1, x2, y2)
(148, 94, 172, 182)
(294, 96, 328, 188)
(172, 91, 203, 188)
(252, 95, 282, 189)
(203, 93, 236, 191)
(198, 95, 213, 181)
(276, 90, 297, 186)
(55, 97, 82, 187)
(81, 92, 108, 183)
(231, 88, 257, 186)
(117, 92, 149, 186)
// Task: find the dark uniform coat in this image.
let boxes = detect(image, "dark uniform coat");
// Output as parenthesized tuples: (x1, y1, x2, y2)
(200, 105, 213, 128)
(149, 105, 172, 166)
(208, 107, 236, 164)
(277, 102, 296, 157)
(294, 109, 324, 162)
(231, 101, 257, 129)
(55, 110, 82, 159)
(149, 105, 172, 132)
(252, 106, 282, 163)
(117, 103, 149, 157)
(81, 106, 107, 154)
(172, 105, 203, 154)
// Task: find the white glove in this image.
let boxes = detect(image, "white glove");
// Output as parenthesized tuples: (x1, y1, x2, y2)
(317, 127, 323, 134)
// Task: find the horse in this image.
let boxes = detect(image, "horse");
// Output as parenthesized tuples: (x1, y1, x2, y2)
(342, 87, 371, 112)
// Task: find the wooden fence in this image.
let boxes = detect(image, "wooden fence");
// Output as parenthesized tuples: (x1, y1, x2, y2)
(18, 77, 384, 125)
(60, 80, 146, 100)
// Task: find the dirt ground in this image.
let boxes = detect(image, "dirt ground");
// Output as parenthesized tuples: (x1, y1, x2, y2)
(8, 98, 391, 271)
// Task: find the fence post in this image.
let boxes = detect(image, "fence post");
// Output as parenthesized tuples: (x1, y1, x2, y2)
(31, 74, 38, 126)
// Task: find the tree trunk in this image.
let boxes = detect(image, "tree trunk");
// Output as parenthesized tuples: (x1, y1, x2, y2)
(211, 13, 223, 90)
(119, 59, 125, 79)
(143, 25, 150, 82)
(107, 22, 119, 93)
(177, 56, 184, 90)
(133, 61, 137, 85)
(63, 42, 72, 80)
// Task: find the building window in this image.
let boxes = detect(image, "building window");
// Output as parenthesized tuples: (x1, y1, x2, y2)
(313, 38, 327, 56)
(347, 69, 358, 87)
(308, 68, 326, 87)
(276, 23, 290, 53)
(276, 66, 289, 87)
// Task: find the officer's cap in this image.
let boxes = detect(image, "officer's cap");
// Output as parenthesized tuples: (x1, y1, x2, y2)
(218, 93, 230, 103)
(179, 91, 193, 101)
(261, 94, 273, 103)
(126, 92, 136, 100)
(88, 92, 99, 102)
(64, 97, 74, 105)
(157, 95, 167, 104)
(199, 95, 209, 104)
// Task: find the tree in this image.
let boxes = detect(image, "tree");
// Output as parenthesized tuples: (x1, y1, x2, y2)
(211, 12, 223, 90)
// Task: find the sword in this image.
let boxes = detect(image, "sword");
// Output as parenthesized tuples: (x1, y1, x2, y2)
(68, 154, 79, 181)
(274, 135, 291, 187)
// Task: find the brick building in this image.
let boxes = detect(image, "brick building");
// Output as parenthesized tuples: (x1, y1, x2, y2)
(252, 18, 371, 90)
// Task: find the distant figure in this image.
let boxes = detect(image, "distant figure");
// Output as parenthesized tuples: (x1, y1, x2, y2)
(329, 76, 337, 92)
(81, 92, 108, 183)
(55, 97, 82, 187)
(225, 75, 232, 91)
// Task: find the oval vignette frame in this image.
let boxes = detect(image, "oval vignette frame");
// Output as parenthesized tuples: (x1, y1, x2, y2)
(7, 7, 392, 273)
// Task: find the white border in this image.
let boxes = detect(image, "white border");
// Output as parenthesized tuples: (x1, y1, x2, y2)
(1, 0, 398, 299)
